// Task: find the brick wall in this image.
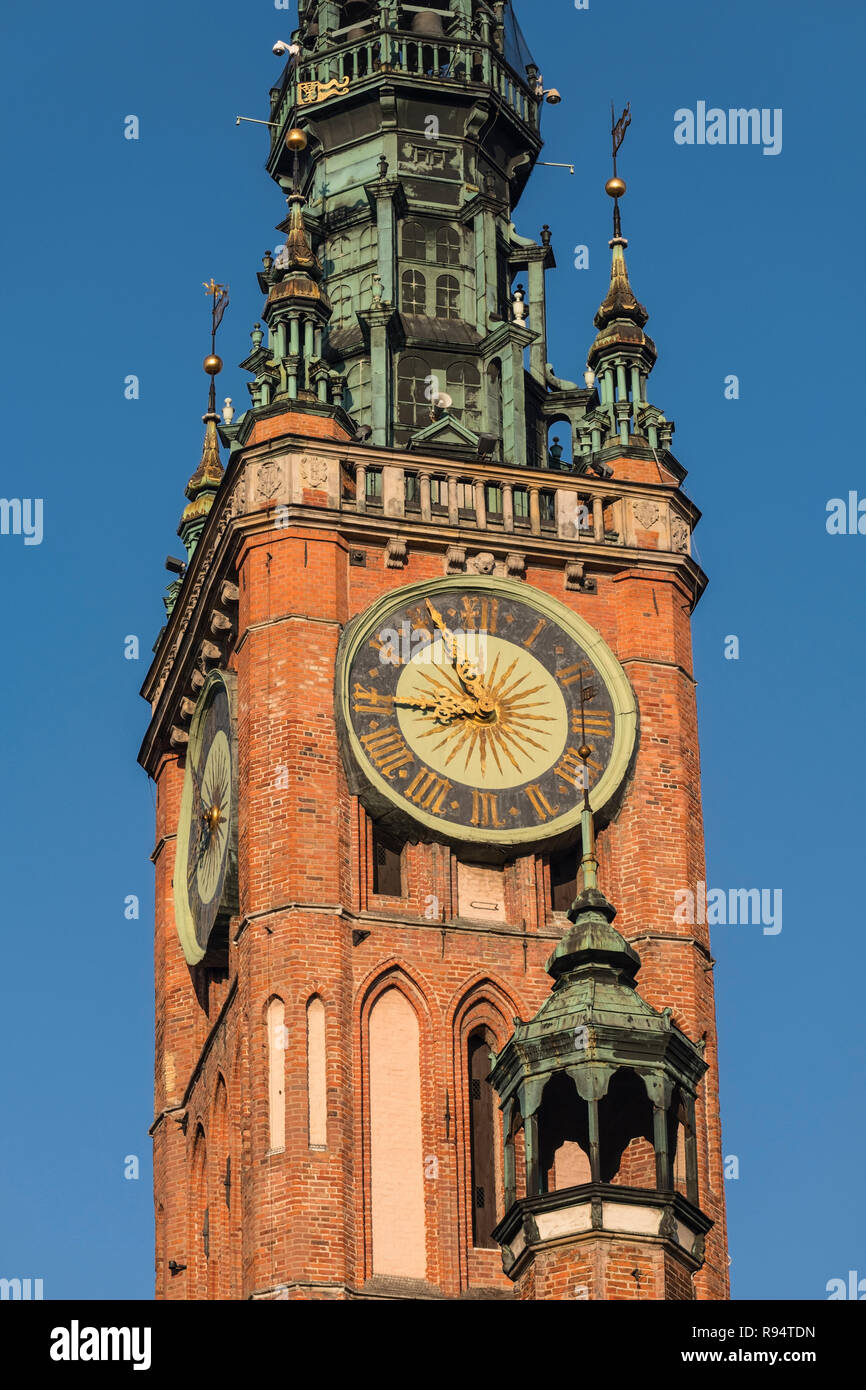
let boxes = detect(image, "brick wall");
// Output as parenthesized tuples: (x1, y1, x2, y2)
(150, 483, 728, 1301)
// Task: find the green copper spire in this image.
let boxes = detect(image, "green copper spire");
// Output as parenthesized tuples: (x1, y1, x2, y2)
(576, 110, 676, 462)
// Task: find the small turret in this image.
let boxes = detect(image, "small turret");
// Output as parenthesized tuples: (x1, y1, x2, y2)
(489, 733, 712, 1299)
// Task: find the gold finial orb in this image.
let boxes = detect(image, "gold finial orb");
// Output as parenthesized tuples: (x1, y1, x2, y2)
(286, 127, 308, 152)
(578, 743, 593, 762)
(203, 354, 223, 376)
(205, 804, 222, 834)
(605, 176, 627, 199)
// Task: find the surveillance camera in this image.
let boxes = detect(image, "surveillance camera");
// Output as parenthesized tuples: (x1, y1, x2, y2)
(545, 89, 562, 106)
(273, 40, 299, 57)
(590, 459, 614, 480)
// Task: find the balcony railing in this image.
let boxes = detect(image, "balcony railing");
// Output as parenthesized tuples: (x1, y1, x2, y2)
(345, 458, 688, 555)
(271, 30, 539, 143)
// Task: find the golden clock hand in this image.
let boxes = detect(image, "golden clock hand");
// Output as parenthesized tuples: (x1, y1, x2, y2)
(455, 658, 497, 716)
(394, 689, 476, 723)
(425, 598, 460, 666)
(424, 598, 494, 712)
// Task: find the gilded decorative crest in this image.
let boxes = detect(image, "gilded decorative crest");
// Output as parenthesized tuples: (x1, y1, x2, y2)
(298, 77, 351, 106)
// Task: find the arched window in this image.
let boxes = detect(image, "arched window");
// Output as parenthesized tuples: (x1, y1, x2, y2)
(402, 219, 427, 261)
(369, 988, 426, 1277)
(359, 222, 378, 263)
(325, 235, 351, 276)
(307, 997, 327, 1148)
(435, 226, 460, 266)
(446, 362, 482, 432)
(329, 283, 353, 326)
(397, 355, 431, 430)
(435, 274, 460, 320)
(486, 359, 503, 441)
(344, 358, 371, 424)
(467, 1031, 498, 1248)
(267, 998, 286, 1152)
(401, 269, 427, 315)
(547, 421, 572, 469)
(359, 272, 377, 310)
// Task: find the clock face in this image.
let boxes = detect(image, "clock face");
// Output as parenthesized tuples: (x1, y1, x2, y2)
(174, 671, 238, 965)
(337, 577, 637, 849)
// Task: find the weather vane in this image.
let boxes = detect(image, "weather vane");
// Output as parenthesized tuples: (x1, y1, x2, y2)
(607, 101, 631, 239)
(202, 280, 230, 417)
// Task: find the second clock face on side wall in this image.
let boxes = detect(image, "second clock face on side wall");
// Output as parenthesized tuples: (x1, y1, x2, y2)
(336, 577, 637, 849)
(174, 669, 238, 965)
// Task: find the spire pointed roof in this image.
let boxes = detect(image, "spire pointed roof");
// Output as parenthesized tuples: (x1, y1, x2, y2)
(594, 237, 648, 331)
(284, 193, 320, 277)
(267, 192, 331, 315)
(181, 410, 224, 526)
(587, 234, 657, 372)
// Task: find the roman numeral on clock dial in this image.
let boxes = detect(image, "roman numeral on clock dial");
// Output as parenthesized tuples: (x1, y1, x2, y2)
(525, 784, 560, 822)
(405, 768, 451, 814)
(556, 662, 593, 688)
(471, 790, 505, 828)
(360, 726, 414, 779)
(352, 684, 395, 715)
(570, 709, 613, 739)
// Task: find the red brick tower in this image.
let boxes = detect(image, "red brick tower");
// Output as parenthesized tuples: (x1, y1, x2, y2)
(140, 1, 728, 1301)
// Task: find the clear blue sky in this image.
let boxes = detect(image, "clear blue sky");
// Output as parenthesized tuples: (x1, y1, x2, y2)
(0, 0, 863, 1301)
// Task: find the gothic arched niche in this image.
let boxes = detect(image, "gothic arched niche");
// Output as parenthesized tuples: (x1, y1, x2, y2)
(306, 995, 327, 1147)
(265, 997, 286, 1153)
(368, 986, 426, 1279)
(190, 1125, 208, 1300)
(467, 1030, 498, 1248)
(209, 1076, 229, 1298)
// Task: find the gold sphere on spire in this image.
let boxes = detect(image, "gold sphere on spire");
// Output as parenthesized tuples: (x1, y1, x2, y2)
(605, 176, 627, 199)
(286, 127, 308, 151)
(203, 354, 223, 376)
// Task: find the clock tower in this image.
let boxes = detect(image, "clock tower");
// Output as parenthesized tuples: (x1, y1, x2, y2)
(140, 0, 729, 1301)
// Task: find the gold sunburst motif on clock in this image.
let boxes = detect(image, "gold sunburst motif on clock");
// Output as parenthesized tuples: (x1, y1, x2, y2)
(394, 599, 568, 791)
